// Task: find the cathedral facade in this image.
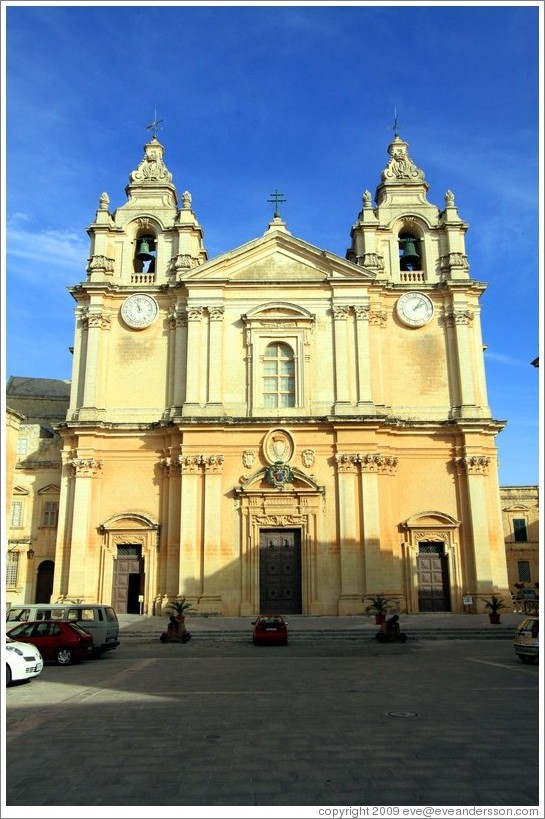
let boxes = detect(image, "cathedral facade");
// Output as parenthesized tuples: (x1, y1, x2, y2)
(13, 132, 511, 616)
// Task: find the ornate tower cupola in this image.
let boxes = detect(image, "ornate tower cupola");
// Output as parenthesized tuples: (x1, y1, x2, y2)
(85, 135, 207, 286)
(347, 133, 469, 284)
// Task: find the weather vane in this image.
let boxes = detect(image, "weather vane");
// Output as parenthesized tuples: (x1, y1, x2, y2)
(392, 108, 400, 138)
(146, 108, 164, 139)
(267, 189, 286, 218)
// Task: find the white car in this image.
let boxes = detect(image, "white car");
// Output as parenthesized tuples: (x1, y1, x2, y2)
(5, 636, 44, 685)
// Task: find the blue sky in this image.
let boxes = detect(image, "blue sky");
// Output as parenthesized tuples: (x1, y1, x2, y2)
(2, 1, 542, 487)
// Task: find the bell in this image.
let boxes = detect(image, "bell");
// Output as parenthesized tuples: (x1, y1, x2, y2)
(136, 238, 153, 261)
(400, 239, 420, 269)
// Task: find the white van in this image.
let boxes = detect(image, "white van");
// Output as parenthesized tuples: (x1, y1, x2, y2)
(5, 603, 120, 655)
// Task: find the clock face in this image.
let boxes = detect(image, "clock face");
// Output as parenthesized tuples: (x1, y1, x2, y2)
(121, 294, 159, 329)
(395, 292, 434, 327)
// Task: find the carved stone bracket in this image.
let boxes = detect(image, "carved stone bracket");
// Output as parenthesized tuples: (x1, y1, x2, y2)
(457, 456, 490, 475)
(170, 253, 199, 274)
(81, 308, 111, 331)
(86, 255, 115, 276)
(160, 454, 182, 477)
(180, 454, 225, 474)
(335, 452, 398, 475)
(353, 305, 370, 321)
(368, 308, 388, 327)
(68, 457, 104, 477)
(361, 253, 385, 272)
(439, 252, 469, 273)
(444, 309, 474, 327)
(332, 306, 350, 321)
(186, 306, 205, 321)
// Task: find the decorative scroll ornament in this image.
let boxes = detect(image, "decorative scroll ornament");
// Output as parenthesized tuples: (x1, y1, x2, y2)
(382, 137, 424, 183)
(129, 138, 173, 184)
(265, 461, 294, 490)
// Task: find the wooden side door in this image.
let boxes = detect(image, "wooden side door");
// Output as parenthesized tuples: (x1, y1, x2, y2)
(417, 543, 451, 612)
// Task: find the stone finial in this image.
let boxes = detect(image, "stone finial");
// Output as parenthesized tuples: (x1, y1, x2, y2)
(363, 190, 373, 209)
(182, 191, 192, 210)
(99, 192, 110, 210)
(445, 189, 455, 207)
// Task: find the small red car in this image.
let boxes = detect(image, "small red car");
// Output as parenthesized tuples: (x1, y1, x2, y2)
(6, 620, 94, 665)
(252, 615, 288, 646)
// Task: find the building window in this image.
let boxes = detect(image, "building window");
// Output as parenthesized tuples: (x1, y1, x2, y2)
(513, 518, 528, 542)
(263, 342, 295, 408)
(517, 561, 531, 583)
(42, 501, 59, 527)
(6, 552, 20, 586)
(11, 501, 24, 528)
(16, 438, 28, 455)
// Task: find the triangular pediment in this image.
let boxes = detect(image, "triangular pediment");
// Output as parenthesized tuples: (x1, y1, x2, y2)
(181, 228, 375, 284)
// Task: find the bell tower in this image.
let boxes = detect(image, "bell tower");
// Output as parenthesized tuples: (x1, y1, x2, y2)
(85, 135, 207, 288)
(346, 131, 490, 421)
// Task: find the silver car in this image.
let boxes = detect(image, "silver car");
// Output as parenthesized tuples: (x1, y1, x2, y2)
(513, 616, 539, 664)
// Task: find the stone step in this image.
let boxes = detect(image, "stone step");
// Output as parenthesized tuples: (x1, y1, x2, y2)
(120, 627, 516, 641)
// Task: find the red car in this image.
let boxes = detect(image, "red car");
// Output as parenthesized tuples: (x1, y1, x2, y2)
(252, 615, 288, 645)
(6, 620, 94, 665)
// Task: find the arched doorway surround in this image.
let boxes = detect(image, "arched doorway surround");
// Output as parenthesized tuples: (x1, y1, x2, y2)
(400, 511, 461, 613)
(98, 513, 160, 614)
(235, 468, 324, 616)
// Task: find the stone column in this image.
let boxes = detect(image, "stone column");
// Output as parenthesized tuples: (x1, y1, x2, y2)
(172, 307, 188, 411)
(458, 456, 493, 593)
(359, 455, 383, 593)
(158, 451, 181, 608)
(64, 455, 103, 600)
(184, 306, 204, 407)
(179, 456, 200, 597)
(447, 308, 476, 416)
(332, 306, 350, 409)
(207, 307, 224, 407)
(353, 304, 374, 410)
(81, 309, 110, 410)
(335, 454, 363, 613)
(68, 306, 86, 417)
(51, 450, 75, 600)
(200, 455, 225, 610)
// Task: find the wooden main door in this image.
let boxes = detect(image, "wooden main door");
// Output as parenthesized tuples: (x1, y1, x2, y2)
(417, 543, 451, 612)
(259, 529, 302, 614)
(112, 545, 144, 614)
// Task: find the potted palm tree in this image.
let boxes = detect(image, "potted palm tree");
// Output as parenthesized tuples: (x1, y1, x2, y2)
(364, 594, 395, 625)
(165, 597, 196, 636)
(482, 595, 507, 624)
